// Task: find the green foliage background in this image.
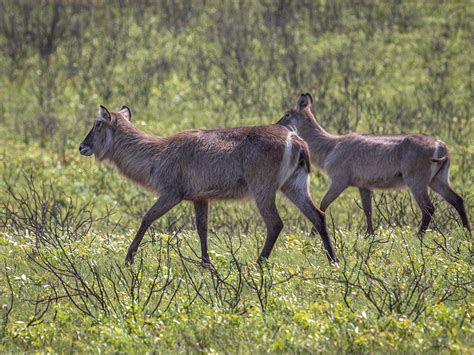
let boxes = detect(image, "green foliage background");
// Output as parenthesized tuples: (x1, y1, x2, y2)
(0, 0, 472, 352)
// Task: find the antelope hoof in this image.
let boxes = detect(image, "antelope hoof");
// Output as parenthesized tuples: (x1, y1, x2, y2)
(201, 259, 213, 270)
(257, 256, 270, 267)
(363, 230, 375, 239)
(417, 229, 428, 239)
(125, 251, 135, 265)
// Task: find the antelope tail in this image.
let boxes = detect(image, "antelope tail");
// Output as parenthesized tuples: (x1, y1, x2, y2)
(294, 135, 311, 173)
(431, 140, 448, 163)
(430, 140, 448, 179)
(431, 156, 448, 163)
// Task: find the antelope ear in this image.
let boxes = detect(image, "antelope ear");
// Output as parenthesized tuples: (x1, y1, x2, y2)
(99, 105, 111, 120)
(119, 105, 132, 121)
(305, 92, 313, 106)
(295, 93, 311, 112)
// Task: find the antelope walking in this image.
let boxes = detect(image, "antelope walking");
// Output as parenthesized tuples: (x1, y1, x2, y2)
(79, 105, 337, 265)
(277, 93, 471, 236)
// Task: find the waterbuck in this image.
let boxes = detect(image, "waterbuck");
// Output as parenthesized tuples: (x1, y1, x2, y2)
(79, 105, 337, 265)
(276, 93, 471, 236)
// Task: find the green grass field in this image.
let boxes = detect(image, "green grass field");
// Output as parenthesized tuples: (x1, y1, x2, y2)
(0, 1, 472, 352)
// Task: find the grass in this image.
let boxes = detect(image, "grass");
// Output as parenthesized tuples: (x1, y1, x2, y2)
(0, 1, 473, 352)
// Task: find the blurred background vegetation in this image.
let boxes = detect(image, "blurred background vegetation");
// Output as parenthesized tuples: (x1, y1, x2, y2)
(0, 0, 472, 352)
(1, 1, 472, 140)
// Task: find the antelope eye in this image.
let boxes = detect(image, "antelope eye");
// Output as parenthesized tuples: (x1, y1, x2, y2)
(285, 112, 290, 118)
(95, 121, 102, 128)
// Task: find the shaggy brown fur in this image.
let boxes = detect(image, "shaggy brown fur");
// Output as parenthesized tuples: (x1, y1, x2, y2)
(277, 93, 470, 235)
(80, 105, 336, 265)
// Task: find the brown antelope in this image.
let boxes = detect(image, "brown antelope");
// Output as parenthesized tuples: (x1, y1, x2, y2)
(277, 93, 471, 236)
(79, 105, 337, 265)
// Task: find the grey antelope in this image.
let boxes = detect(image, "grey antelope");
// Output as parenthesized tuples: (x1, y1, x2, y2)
(79, 105, 337, 265)
(277, 93, 471, 236)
